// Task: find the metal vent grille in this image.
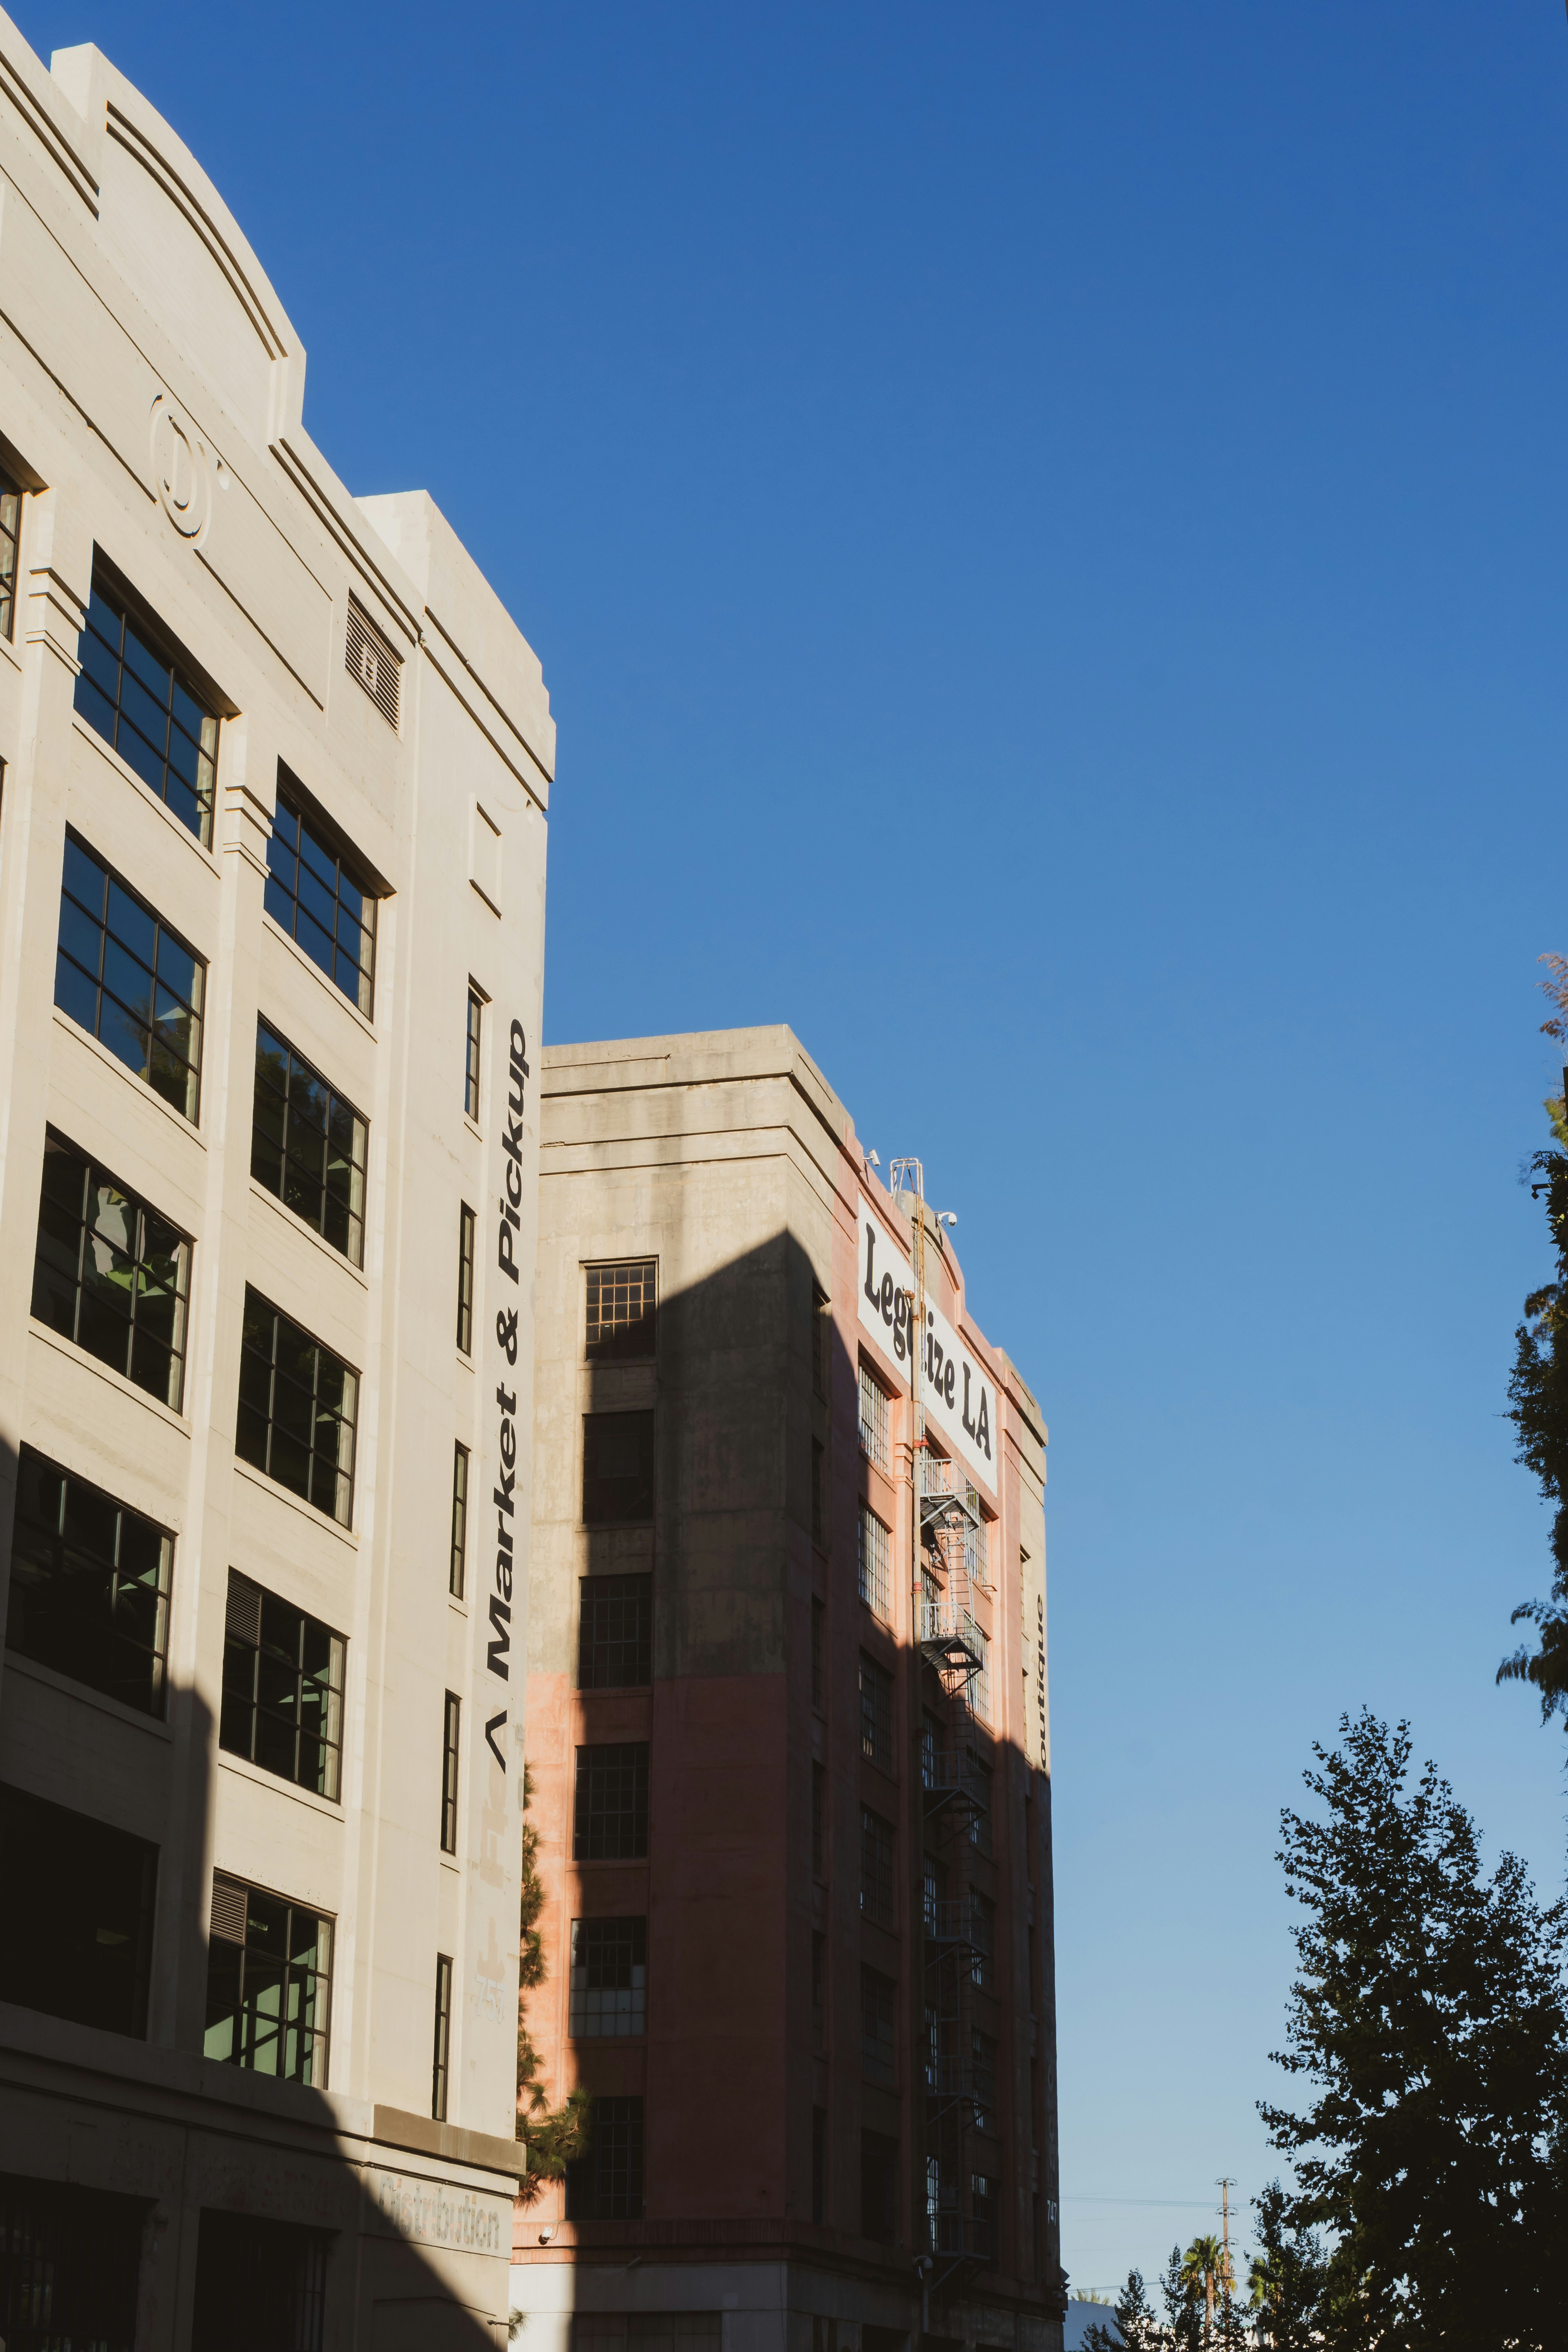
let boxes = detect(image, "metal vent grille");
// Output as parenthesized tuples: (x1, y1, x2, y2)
(210, 1874, 249, 1944)
(345, 599, 401, 730)
(225, 1569, 262, 1645)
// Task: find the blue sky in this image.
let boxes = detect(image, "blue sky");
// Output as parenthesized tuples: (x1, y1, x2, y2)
(20, 0, 1568, 2294)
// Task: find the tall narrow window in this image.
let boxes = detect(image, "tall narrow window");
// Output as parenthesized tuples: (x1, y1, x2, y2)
(56, 834, 204, 1122)
(464, 988, 483, 1119)
(811, 1932, 825, 2051)
(585, 1260, 656, 1360)
(860, 1968, 896, 2087)
(811, 2106, 827, 2224)
(33, 1133, 190, 1410)
(859, 1808, 895, 1928)
(456, 1205, 475, 1354)
(441, 1692, 461, 1853)
(251, 1021, 367, 1265)
(582, 1412, 655, 1524)
(264, 772, 376, 1016)
(450, 1443, 469, 1598)
(811, 1762, 826, 1881)
(566, 2096, 643, 2220)
(811, 1281, 829, 1399)
(0, 467, 19, 639)
(432, 1954, 453, 2121)
(857, 1505, 890, 1620)
(858, 1364, 888, 1467)
(74, 571, 219, 845)
(9, 1446, 172, 1717)
(235, 1287, 357, 1526)
(811, 1440, 825, 1547)
(811, 1597, 824, 1712)
(204, 1874, 331, 2084)
(220, 1570, 345, 1801)
(859, 1652, 893, 1773)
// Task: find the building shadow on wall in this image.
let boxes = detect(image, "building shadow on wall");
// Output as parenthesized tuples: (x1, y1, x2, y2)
(0, 1413, 513, 2352)
(511, 1226, 1064, 2352)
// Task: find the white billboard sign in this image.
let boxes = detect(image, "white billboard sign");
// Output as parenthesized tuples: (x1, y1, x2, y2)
(857, 1206, 999, 1499)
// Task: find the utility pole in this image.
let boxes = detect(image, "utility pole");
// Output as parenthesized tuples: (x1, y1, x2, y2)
(1217, 2179, 1236, 2301)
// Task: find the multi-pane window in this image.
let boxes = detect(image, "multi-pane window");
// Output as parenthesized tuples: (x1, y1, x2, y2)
(9, 1445, 172, 1717)
(582, 1411, 655, 1525)
(74, 573, 219, 844)
(858, 1364, 888, 1467)
(251, 1021, 367, 1265)
(566, 2095, 643, 2220)
(859, 1652, 893, 1773)
(860, 1807, 895, 1929)
(0, 467, 18, 639)
(970, 1891, 995, 1991)
(264, 775, 376, 1016)
(811, 1598, 824, 1712)
(972, 2033, 998, 2132)
(860, 1966, 896, 2086)
(456, 1204, 476, 1354)
(968, 1760, 994, 1857)
(811, 1762, 826, 1880)
(812, 1281, 829, 1399)
(578, 1574, 652, 1689)
(464, 988, 483, 1119)
(0, 1781, 157, 2039)
(220, 1570, 345, 1801)
(33, 1133, 190, 1411)
(923, 1855, 948, 1936)
(449, 1443, 469, 1599)
(920, 1710, 940, 1792)
(858, 1505, 889, 1620)
(204, 1874, 331, 2085)
(968, 1624, 990, 1723)
(569, 1916, 647, 2037)
(573, 1743, 649, 1860)
(432, 1954, 453, 2121)
(236, 1288, 358, 1526)
(811, 1440, 825, 1547)
(441, 1693, 461, 1854)
(585, 1260, 656, 1360)
(56, 834, 204, 1122)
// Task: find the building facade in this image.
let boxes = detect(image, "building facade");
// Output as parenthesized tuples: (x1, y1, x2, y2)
(515, 1030, 1064, 2352)
(0, 25, 552, 2349)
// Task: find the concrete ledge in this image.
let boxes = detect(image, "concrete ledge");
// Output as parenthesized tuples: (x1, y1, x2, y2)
(372, 2103, 526, 2182)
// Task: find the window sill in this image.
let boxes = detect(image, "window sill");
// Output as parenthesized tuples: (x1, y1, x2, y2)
(3, 1648, 173, 1739)
(70, 713, 222, 875)
(261, 909, 379, 1041)
(27, 1318, 190, 1434)
(463, 1113, 483, 1146)
(448, 1594, 469, 1620)
(51, 1008, 208, 1153)
(248, 1178, 369, 1290)
(231, 1456, 358, 1549)
(216, 1745, 345, 1821)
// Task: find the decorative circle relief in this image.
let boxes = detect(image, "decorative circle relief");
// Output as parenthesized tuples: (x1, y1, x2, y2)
(149, 393, 211, 543)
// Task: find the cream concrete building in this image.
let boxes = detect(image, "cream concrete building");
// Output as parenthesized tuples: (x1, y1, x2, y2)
(0, 20, 551, 2349)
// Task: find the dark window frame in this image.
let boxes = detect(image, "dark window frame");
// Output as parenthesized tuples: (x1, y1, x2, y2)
(251, 1019, 367, 1266)
(582, 1411, 655, 1527)
(860, 1805, 895, 1928)
(0, 1780, 157, 2039)
(584, 1259, 657, 1362)
(9, 1444, 172, 1718)
(860, 1966, 896, 2088)
(441, 1692, 461, 1853)
(568, 1915, 647, 2039)
(566, 2094, 644, 2220)
(450, 1443, 469, 1599)
(465, 988, 483, 1120)
(432, 1953, 453, 2121)
(264, 771, 377, 1017)
(220, 1569, 345, 1802)
(573, 1742, 650, 1861)
(73, 568, 220, 844)
(0, 466, 20, 641)
(33, 1131, 190, 1411)
(235, 1286, 358, 1528)
(578, 1572, 652, 1690)
(859, 1650, 893, 1773)
(56, 831, 204, 1123)
(204, 1872, 332, 2086)
(457, 1204, 476, 1354)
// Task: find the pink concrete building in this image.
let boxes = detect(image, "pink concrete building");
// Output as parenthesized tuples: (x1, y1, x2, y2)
(513, 1029, 1064, 2352)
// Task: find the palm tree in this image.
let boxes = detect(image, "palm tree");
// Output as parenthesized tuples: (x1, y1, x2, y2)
(1178, 2235, 1227, 2349)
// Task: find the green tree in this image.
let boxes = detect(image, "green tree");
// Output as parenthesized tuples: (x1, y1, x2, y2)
(1157, 2246, 1204, 2352)
(1177, 2236, 1224, 2348)
(1260, 1711, 1568, 2349)
(1082, 2268, 1166, 2352)
(1246, 2182, 1325, 2350)
(1499, 957, 1568, 1722)
(516, 1766, 592, 2200)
